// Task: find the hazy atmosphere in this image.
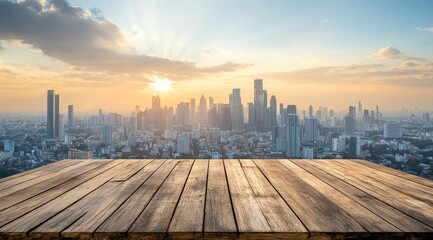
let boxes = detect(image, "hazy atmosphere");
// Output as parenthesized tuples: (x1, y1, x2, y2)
(1, 0, 433, 112)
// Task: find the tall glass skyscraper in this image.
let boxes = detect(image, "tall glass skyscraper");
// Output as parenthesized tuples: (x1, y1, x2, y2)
(47, 90, 60, 138)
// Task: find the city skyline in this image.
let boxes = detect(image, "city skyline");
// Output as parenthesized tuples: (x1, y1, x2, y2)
(1, 0, 433, 112)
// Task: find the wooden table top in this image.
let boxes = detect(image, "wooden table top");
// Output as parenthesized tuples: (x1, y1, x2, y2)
(0, 159, 432, 239)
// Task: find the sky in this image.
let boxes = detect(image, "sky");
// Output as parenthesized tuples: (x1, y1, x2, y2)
(1, 0, 433, 114)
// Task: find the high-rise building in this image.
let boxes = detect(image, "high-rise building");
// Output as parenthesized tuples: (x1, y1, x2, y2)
(349, 106, 356, 119)
(358, 100, 363, 119)
(219, 104, 232, 131)
(269, 95, 277, 128)
(287, 105, 297, 115)
(304, 118, 319, 141)
(254, 79, 267, 131)
(347, 136, 358, 158)
(308, 105, 313, 118)
(286, 113, 300, 158)
(102, 124, 112, 145)
(384, 122, 402, 138)
(176, 102, 190, 126)
(231, 88, 244, 130)
(47, 90, 55, 138)
(67, 105, 74, 129)
(189, 98, 196, 121)
(209, 97, 215, 110)
(279, 103, 287, 125)
(55, 94, 60, 138)
(47, 90, 60, 138)
(363, 109, 369, 122)
(199, 94, 208, 126)
(345, 116, 355, 136)
(248, 103, 255, 126)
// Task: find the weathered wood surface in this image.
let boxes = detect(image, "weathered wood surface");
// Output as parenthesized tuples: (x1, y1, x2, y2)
(0, 159, 432, 239)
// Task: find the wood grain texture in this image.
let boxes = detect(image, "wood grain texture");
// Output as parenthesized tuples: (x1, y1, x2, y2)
(292, 160, 433, 232)
(309, 160, 433, 229)
(0, 160, 123, 228)
(335, 160, 433, 204)
(204, 160, 237, 238)
(128, 160, 194, 239)
(1, 159, 432, 239)
(253, 159, 366, 236)
(240, 159, 307, 237)
(353, 159, 433, 188)
(32, 160, 155, 239)
(168, 160, 208, 238)
(224, 159, 271, 233)
(279, 160, 400, 233)
(95, 160, 177, 237)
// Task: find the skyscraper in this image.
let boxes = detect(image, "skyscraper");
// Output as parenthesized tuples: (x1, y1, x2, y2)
(287, 105, 297, 115)
(345, 115, 355, 136)
(67, 105, 74, 129)
(219, 104, 232, 131)
(47, 90, 55, 138)
(358, 100, 363, 119)
(309, 105, 314, 118)
(54, 94, 60, 138)
(189, 98, 196, 121)
(102, 124, 112, 145)
(254, 79, 267, 131)
(270, 95, 277, 128)
(304, 118, 319, 141)
(349, 106, 356, 118)
(231, 89, 243, 130)
(286, 113, 300, 158)
(47, 90, 60, 138)
(199, 94, 208, 126)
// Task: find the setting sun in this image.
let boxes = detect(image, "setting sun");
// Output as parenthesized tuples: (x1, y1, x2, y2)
(150, 77, 173, 92)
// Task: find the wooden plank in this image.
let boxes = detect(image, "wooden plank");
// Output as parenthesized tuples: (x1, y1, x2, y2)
(309, 160, 433, 229)
(128, 160, 194, 239)
(0, 160, 93, 198)
(353, 160, 433, 188)
(0, 160, 129, 238)
(292, 160, 433, 232)
(110, 160, 153, 182)
(0, 160, 107, 212)
(0, 160, 84, 190)
(95, 160, 178, 238)
(31, 160, 158, 239)
(253, 159, 366, 237)
(223, 159, 271, 234)
(168, 160, 208, 239)
(240, 159, 308, 238)
(0, 161, 122, 228)
(279, 160, 400, 234)
(0, 160, 82, 183)
(335, 160, 433, 204)
(204, 160, 237, 238)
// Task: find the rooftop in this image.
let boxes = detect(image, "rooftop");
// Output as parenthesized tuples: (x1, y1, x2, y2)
(0, 159, 432, 239)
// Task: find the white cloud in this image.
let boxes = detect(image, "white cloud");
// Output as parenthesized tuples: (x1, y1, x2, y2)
(416, 27, 433, 33)
(371, 46, 403, 60)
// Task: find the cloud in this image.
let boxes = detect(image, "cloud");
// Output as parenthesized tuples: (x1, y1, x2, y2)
(416, 27, 433, 33)
(371, 46, 404, 59)
(260, 59, 433, 87)
(0, 0, 249, 79)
